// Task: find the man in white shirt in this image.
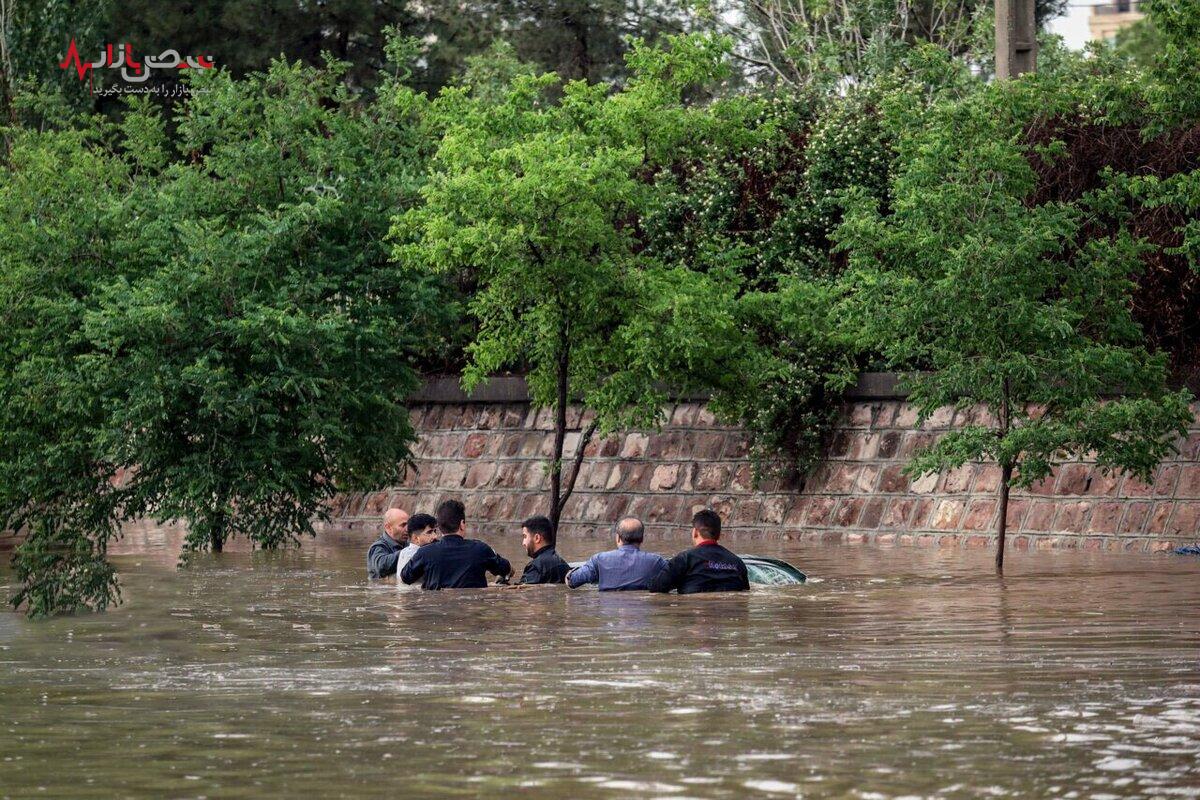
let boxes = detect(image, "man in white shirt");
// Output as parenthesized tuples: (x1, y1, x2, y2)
(396, 513, 438, 579)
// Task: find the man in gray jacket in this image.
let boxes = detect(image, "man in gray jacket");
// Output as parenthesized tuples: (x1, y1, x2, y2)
(367, 507, 409, 579)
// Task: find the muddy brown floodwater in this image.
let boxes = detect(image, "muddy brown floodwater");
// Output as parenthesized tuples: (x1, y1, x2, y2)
(1, 527, 1198, 799)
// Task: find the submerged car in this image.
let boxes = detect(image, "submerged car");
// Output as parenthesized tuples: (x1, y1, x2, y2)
(565, 555, 806, 586)
(743, 555, 807, 585)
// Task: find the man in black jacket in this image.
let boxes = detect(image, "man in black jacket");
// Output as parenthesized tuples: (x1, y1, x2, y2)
(648, 509, 749, 594)
(367, 507, 409, 579)
(519, 515, 570, 584)
(400, 499, 512, 590)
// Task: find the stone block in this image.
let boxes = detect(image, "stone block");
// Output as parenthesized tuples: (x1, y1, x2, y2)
(694, 463, 732, 492)
(828, 432, 854, 458)
(690, 432, 726, 460)
(910, 498, 935, 529)
(878, 464, 910, 493)
(620, 433, 649, 459)
(909, 471, 938, 494)
(1166, 502, 1200, 535)
(1086, 469, 1121, 497)
(1154, 465, 1180, 497)
(858, 498, 886, 529)
(463, 433, 489, 459)
(872, 402, 900, 428)
(730, 463, 754, 492)
(1119, 502, 1150, 534)
(778, 499, 806, 528)
(722, 435, 750, 459)
(523, 462, 548, 491)
(930, 500, 965, 530)
(669, 404, 697, 426)
(833, 498, 864, 527)
(1004, 499, 1029, 529)
(940, 465, 975, 494)
(824, 464, 861, 493)
(923, 406, 955, 429)
(760, 496, 789, 526)
(695, 406, 718, 426)
(1024, 472, 1057, 496)
(899, 432, 936, 458)
(460, 460, 494, 491)
(894, 404, 921, 427)
(1088, 502, 1123, 534)
(876, 431, 903, 459)
(1176, 465, 1200, 498)
(962, 500, 996, 531)
(1056, 464, 1091, 496)
(974, 465, 1002, 494)
(880, 499, 915, 529)
(848, 403, 875, 427)
(648, 432, 691, 460)
(649, 464, 680, 491)
(1053, 501, 1091, 533)
(1146, 503, 1172, 534)
(854, 465, 880, 493)
(805, 497, 837, 527)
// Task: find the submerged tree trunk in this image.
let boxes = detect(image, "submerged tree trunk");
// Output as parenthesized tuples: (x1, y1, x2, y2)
(210, 509, 226, 553)
(995, 378, 1012, 574)
(996, 461, 1013, 573)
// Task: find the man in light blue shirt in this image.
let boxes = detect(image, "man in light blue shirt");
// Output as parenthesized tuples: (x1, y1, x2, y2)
(567, 517, 667, 591)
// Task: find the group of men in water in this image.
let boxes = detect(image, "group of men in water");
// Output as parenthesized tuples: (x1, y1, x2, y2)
(367, 499, 750, 594)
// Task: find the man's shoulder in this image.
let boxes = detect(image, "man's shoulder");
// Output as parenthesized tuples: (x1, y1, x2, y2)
(708, 543, 745, 562)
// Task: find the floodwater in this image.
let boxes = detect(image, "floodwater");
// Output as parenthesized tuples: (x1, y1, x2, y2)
(1, 528, 1198, 799)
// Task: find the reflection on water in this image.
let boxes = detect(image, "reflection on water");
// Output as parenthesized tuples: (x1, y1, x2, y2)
(1, 527, 1198, 799)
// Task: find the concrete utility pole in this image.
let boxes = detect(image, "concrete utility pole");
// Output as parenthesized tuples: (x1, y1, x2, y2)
(995, 0, 1038, 79)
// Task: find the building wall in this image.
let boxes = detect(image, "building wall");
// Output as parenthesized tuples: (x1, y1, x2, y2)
(1088, 2, 1144, 42)
(326, 382, 1200, 551)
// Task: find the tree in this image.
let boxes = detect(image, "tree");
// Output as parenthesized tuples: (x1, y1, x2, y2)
(0, 47, 449, 616)
(706, 0, 1066, 88)
(836, 66, 1193, 572)
(395, 33, 743, 527)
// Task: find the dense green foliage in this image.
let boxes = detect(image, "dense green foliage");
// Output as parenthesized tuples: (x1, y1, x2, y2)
(835, 48, 1195, 567)
(3, 0, 1200, 612)
(0, 53, 447, 615)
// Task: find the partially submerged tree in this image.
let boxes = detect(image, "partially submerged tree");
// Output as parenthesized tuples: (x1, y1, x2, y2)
(395, 33, 748, 527)
(837, 64, 1194, 572)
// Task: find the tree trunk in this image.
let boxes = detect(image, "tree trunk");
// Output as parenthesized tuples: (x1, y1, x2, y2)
(209, 508, 227, 553)
(549, 335, 569, 530)
(556, 420, 598, 526)
(995, 460, 1013, 573)
(995, 377, 1014, 574)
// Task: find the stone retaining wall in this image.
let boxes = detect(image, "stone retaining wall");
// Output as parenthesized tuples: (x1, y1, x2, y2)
(326, 380, 1200, 551)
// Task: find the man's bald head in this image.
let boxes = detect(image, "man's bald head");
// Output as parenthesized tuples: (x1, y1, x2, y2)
(615, 516, 645, 545)
(383, 508, 409, 542)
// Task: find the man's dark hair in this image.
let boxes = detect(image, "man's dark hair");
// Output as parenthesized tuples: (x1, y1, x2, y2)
(692, 509, 722, 539)
(522, 515, 555, 547)
(406, 513, 437, 534)
(615, 517, 645, 544)
(436, 499, 466, 534)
